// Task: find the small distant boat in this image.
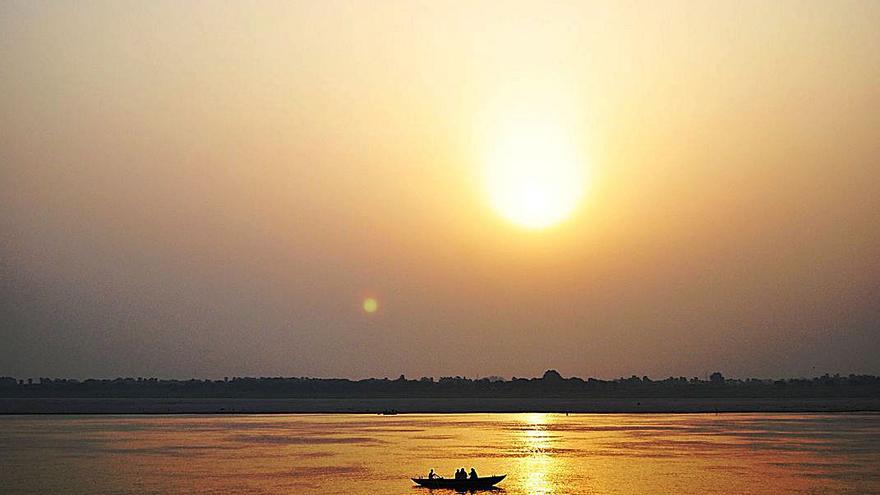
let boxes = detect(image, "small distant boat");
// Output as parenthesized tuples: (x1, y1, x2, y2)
(378, 409, 399, 415)
(411, 475, 506, 490)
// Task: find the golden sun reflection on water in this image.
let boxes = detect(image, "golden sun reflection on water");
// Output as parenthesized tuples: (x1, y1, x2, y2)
(517, 413, 558, 495)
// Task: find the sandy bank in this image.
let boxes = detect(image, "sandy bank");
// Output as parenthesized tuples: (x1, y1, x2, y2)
(2, 397, 879, 414)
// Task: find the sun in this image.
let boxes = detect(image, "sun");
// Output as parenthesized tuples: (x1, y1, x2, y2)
(484, 119, 585, 229)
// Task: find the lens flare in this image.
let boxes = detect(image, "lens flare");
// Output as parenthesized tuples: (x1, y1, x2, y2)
(363, 297, 378, 314)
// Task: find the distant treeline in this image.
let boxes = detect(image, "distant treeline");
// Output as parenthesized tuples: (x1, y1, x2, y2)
(2, 370, 879, 399)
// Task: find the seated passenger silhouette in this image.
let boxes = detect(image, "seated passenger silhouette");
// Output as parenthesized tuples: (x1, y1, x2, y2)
(469, 467, 478, 479)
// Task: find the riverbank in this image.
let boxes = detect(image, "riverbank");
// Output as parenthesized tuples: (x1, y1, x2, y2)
(2, 397, 879, 414)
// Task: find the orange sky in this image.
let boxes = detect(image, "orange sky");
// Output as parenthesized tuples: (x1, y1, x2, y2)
(1, 1, 879, 379)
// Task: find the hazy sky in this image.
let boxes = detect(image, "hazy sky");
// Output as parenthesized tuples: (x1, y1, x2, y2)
(2, 1, 879, 379)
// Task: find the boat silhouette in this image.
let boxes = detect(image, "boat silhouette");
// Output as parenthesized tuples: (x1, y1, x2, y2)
(411, 474, 506, 490)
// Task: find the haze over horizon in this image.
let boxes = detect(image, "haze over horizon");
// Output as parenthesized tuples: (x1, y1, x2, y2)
(2, 1, 879, 381)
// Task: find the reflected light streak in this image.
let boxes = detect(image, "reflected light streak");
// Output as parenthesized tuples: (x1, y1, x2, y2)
(517, 413, 556, 495)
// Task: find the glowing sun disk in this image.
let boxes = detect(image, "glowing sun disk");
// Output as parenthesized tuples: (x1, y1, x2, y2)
(485, 121, 585, 229)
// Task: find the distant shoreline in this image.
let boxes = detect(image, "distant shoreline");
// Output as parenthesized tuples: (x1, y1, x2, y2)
(2, 397, 879, 415)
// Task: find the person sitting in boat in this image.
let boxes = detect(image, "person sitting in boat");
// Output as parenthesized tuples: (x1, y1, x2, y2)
(455, 468, 466, 480)
(428, 469, 438, 479)
(469, 468, 478, 479)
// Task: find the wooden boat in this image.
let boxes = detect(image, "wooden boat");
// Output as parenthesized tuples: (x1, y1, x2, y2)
(411, 475, 506, 489)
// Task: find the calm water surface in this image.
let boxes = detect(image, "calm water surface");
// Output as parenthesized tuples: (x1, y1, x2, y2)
(1, 413, 878, 494)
